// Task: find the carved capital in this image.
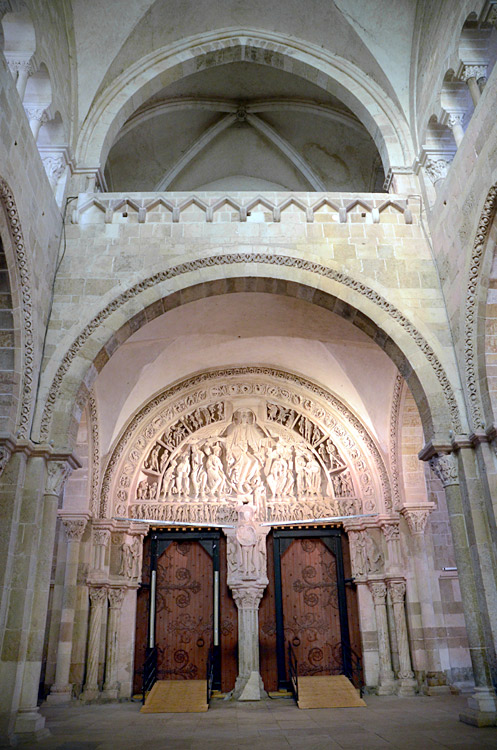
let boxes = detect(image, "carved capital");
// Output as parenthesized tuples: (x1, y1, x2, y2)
(429, 452, 459, 487)
(425, 158, 451, 184)
(401, 507, 431, 535)
(388, 580, 406, 604)
(0, 444, 12, 478)
(6, 57, 33, 76)
(24, 105, 49, 124)
(108, 587, 125, 609)
(41, 153, 66, 185)
(448, 112, 465, 129)
(46, 460, 72, 496)
(89, 586, 107, 606)
(93, 529, 110, 546)
(381, 522, 400, 543)
(368, 580, 387, 605)
(62, 518, 87, 543)
(461, 65, 487, 83)
(231, 584, 265, 610)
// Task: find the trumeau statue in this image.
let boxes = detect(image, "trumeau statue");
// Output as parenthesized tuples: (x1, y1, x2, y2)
(120, 397, 367, 525)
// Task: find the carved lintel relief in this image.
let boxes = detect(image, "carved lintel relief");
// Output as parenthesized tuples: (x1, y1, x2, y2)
(103, 369, 392, 526)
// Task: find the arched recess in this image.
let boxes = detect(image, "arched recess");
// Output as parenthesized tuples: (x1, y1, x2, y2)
(76, 30, 414, 178)
(36, 265, 464, 454)
(0, 177, 34, 443)
(101, 367, 392, 523)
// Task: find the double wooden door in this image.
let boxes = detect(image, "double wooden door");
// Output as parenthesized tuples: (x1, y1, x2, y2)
(133, 531, 238, 694)
(259, 529, 360, 691)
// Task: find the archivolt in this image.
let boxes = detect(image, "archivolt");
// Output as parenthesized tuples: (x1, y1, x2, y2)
(38, 253, 463, 445)
(0, 177, 35, 439)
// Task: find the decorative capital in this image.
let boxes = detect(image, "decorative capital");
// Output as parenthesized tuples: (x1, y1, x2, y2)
(62, 517, 87, 543)
(93, 529, 111, 546)
(23, 105, 49, 124)
(461, 64, 487, 83)
(448, 112, 465, 128)
(381, 522, 400, 543)
(401, 507, 432, 535)
(231, 584, 266, 610)
(89, 586, 108, 606)
(429, 452, 459, 487)
(368, 580, 387, 604)
(425, 158, 451, 185)
(0, 444, 12, 478)
(388, 579, 406, 604)
(41, 153, 66, 186)
(46, 460, 72, 496)
(108, 587, 125, 609)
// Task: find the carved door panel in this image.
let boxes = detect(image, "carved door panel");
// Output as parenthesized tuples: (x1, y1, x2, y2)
(133, 537, 151, 695)
(281, 539, 342, 677)
(156, 541, 212, 679)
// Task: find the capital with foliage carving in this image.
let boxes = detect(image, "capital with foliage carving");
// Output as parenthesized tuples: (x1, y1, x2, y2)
(231, 585, 266, 610)
(425, 158, 451, 185)
(401, 507, 431, 535)
(429, 452, 459, 487)
(461, 65, 487, 83)
(89, 586, 108, 606)
(93, 529, 110, 547)
(368, 580, 387, 605)
(381, 522, 400, 544)
(108, 588, 125, 609)
(24, 105, 49, 124)
(388, 580, 406, 605)
(62, 518, 87, 543)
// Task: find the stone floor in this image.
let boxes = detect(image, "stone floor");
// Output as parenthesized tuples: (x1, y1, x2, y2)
(25, 694, 497, 749)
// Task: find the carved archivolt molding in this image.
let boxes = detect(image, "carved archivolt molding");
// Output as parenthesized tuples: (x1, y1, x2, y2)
(464, 184, 497, 430)
(88, 391, 101, 517)
(0, 177, 35, 438)
(40, 253, 462, 440)
(389, 373, 404, 510)
(101, 368, 391, 524)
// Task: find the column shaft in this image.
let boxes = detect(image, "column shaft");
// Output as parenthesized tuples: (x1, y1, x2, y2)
(81, 587, 107, 701)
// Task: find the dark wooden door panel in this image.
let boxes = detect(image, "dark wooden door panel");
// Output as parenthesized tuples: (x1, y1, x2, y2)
(259, 535, 278, 692)
(156, 541, 212, 679)
(281, 538, 342, 676)
(219, 535, 238, 692)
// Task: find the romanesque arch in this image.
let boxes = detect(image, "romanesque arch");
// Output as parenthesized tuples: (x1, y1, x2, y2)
(35, 268, 465, 453)
(76, 30, 414, 177)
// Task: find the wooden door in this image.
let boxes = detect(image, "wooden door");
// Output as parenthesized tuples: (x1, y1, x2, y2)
(155, 540, 212, 680)
(281, 538, 343, 676)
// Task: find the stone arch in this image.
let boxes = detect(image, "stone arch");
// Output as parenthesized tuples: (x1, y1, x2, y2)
(0, 177, 34, 442)
(464, 184, 497, 431)
(101, 366, 392, 523)
(36, 261, 464, 452)
(76, 29, 414, 178)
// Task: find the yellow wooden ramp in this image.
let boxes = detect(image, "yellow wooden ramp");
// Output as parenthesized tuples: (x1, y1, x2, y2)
(297, 675, 366, 709)
(140, 680, 208, 713)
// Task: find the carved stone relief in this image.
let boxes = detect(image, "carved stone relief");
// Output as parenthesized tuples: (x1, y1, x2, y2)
(103, 369, 391, 526)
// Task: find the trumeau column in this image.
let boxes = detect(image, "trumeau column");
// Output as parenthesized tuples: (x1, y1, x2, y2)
(429, 451, 497, 726)
(387, 580, 416, 695)
(13, 456, 77, 740)
(224, 505, 269, 700)
(102, 587, 125, 700)
(368, 581, 395, 694)
(401, 504, 449, 694)
(47, 515, 88, 704)
(81, 587, 107, 702)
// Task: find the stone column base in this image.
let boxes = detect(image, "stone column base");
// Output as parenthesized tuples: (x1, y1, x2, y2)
(460, 688, 497, 727)
(234, 671, 267, 701)
(45, 685, 73, 704)
(101, 686, 119, 701)
(13, 708, 49, 741)
(397, 677, 417, 696)
(79, 687, 101, 703)
(376, 680, 396, 695)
